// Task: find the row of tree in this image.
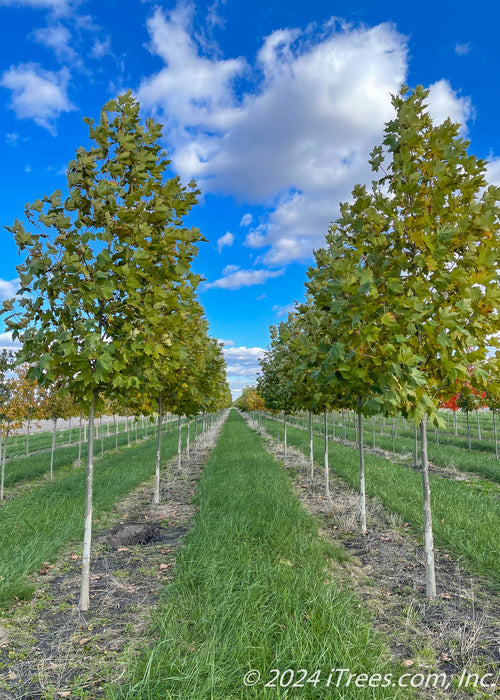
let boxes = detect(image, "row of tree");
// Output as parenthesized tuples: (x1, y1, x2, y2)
(256, 85, 500, 599)
(1, 92, 231, 609)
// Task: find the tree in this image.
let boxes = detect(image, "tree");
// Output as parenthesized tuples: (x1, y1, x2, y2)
(317, 85, 500, 598)
(3, 92, 203, 610)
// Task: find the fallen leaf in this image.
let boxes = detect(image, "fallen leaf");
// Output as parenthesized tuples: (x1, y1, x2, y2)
(78, 637, 90, 645)
(70, 555, 79, 561)
(118, 547, 129, 552)
(403, 660, 414, 667)
(57, 692, 71, 698)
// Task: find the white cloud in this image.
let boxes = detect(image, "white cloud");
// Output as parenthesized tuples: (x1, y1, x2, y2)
(427, 79, 473, 132)
(6, 132, 20, 146)
(223, 345, 265, 398)
(486, 156, 500, 187)
(0, 0, 73, 12)
(224, 345, 264, 376)
(0, 332, 21, 351)
(272, 303, 296, 318)
(91, 37, 112, 59)
(0, 278, 19, 301)
(455, 43, 471, 56)
(0, 63, 75, 134)
(240, 213, 252, 227)
(222, 264, 239, 275)
(204, 267, 285, 290)
(138, 6, 475, 265)
(217, 338, 235, 347)
(216, 231, 234, 252)
(31, 24, 79, 63)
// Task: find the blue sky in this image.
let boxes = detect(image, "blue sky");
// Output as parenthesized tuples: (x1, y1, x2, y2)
(1, 0, 499, 397)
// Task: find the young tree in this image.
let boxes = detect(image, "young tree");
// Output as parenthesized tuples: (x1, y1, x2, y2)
(319, 85, 500, 598)
(4, 92, 203, 610)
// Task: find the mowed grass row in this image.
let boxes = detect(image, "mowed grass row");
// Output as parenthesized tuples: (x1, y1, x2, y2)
(0, 420, 198, 608)
(262, 416, 500, 586)
(285, 413, 500, 485)
(3, 415, 185, 461)
(1, 417, 192, 492)
(117, 410, 404, 700)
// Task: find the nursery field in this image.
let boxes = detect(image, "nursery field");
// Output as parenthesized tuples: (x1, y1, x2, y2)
(259, 412, 500, 585)
(0, 409, 498, 699)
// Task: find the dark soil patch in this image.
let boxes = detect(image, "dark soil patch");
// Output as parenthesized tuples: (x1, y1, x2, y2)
(0, 419, 226, 700)
(253, 420, 500, 699)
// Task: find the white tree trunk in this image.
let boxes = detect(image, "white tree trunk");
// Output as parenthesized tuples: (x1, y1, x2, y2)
(0, 434, 6, 501)
(358, 400, 366, 533)
(50, 418, 57, 481)
(324, 410, 329, 499)
(283, 412, 287, 456)
(153, 393, 162, 506)
(177, 415, 182, 471)
(79, 394, 96, 611)
(309, 411, 313, 478)
(420, 415, 436, 600)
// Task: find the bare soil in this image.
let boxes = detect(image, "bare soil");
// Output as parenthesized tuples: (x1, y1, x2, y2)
(252, 421, 500, 699)
(0, 420, 224, 700)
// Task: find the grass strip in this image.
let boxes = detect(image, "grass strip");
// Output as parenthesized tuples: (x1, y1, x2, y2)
(287, 414, 500, 485)
(118, 409, 405, 699)
(264, 416, 500, 586)
(0, 421, 196, 608)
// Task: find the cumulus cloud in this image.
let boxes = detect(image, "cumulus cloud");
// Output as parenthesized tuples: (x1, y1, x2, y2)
(222, 345, 265, 398)
(223, 345, 264, 377)
(31, 24, 79, 63)
(486, 156, 500, 187)
(240, 213, 252, 227)
(0, 63, 75, 133)
(204, 267, 284, 290)
(138, 4, 474, 265)
(426, 79, 473, 132)
(216, 231, 234, 252)
(0, 278, 19, 301)
(0, 332, 21, 351)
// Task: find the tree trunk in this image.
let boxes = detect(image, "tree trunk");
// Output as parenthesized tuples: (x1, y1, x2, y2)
(153, 393, 162, 506)
(50, 418, 57, 481)
(414, 424, 418, 469)
(283, 412, 287, 456)
(26, 419, 30, 457)
(177, 415, 182, 471)
(309, 410, 313, 478)
(391, 418, 395, 458)
(79, 393, 96, 611)
(277, 413, 280, 447)
(69, 416, 72, 445)
(186, 417, 190, 460)
(324, 410, 329, 499)
(358, 399, 366, 533)
(420, 415, 436, 600)
(453, 410, 457, 436)
(113, 414, 118, 452)
(372, 416, 376, 450)
(101, 416, 104, 456)
(78, 413, 83, 467)
(342, 409, 346, 444)
(466, 410, 471, 451)
(493, 412, 499, 461)
(0, 433, 7, 501)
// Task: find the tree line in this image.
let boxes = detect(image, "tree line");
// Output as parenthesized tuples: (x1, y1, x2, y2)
(255, 85, 500, 600)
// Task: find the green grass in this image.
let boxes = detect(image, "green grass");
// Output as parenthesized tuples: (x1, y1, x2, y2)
(0, 419, 198, 608)
(1, 416, 189, 493)
(287, 413, 500, 485)
(116, 410, 406, 699)
(264, 416, 500, 586)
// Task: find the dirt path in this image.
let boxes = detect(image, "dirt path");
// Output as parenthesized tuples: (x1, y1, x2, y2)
(250, 419, 500, 699)
(0, 417, 226, 700)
